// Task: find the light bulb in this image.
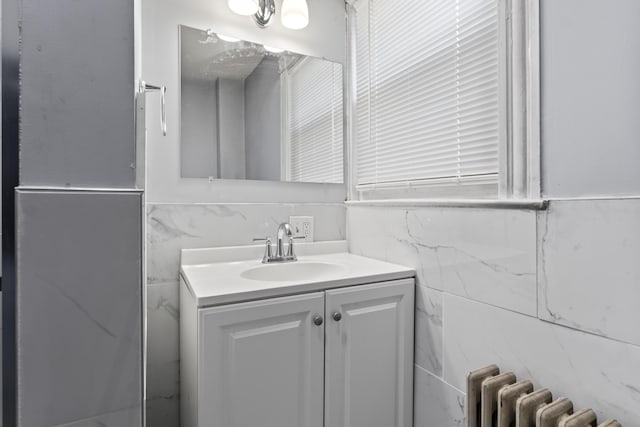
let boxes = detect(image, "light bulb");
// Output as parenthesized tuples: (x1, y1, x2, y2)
(264, 45, 285, 53)
(281, 0, 309, 30)
(228, 0, 258, 16)
(217, 34, 241, 42)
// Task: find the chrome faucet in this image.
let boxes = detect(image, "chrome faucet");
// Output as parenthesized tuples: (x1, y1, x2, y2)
(253, 222, 298, 263)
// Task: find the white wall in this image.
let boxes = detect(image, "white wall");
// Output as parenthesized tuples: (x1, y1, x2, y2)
(142, 0, 347, 203)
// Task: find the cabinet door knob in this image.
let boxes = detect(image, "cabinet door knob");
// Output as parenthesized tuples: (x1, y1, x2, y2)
(332, 312, 342, 321)
(313, 315, 324, 326)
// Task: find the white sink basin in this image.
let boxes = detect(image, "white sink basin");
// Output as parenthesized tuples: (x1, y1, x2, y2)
(240, 261, 347, 282)
(180, 241, 415, 307)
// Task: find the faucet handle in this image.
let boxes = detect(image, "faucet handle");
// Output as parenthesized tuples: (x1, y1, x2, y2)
(286, 238, 298, 260)
(253, 237, 273, 263)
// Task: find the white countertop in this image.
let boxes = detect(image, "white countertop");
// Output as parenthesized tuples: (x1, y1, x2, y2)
(180, 241, 415, 307)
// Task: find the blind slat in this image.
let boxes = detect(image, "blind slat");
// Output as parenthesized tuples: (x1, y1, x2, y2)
(354, 0, 500, 189)
(287, 58, 344, 183)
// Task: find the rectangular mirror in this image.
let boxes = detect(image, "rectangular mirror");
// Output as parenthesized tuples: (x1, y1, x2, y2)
(180, 25, 345, 184)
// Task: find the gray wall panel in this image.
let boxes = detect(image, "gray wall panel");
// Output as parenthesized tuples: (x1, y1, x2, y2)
(20, 0, 136, 188)
(181, 78, 219, 179)
(16, 190, 142, 426)
(245, 57, 282, 181)
(541, 0, 640, 197)
(217, 79, 246, 179)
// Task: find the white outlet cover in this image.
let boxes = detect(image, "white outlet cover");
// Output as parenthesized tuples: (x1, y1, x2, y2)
(289, 216, 314, 242)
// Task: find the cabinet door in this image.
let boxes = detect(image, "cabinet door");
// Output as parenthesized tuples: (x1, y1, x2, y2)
(325, 279, 415, 427)
(199, 292, 325, 427)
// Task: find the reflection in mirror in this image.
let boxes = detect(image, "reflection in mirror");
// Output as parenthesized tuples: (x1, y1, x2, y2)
(180, 25, 344, 184)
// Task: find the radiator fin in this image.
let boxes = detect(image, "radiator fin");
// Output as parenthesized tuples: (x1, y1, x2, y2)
(559, 409, 598, 427)
(536, 398, 573, 427)
(465, 365, 623, 427)
(467, 365, 501, 427)
(516, 388, 553, 427)
(597, 421, 622, 427)
(481, 373, 517, 426)
(498, 380, 533, 427)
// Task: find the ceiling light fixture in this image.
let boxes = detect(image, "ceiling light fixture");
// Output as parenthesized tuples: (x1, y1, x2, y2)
(228, 0, 258, 16)
(254, 0, 276, 28)
(281, 0, 309, 30)
(228, 0, 309, 30)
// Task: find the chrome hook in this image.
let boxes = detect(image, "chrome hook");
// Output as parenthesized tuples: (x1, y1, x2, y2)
(140, 80, 167, 136)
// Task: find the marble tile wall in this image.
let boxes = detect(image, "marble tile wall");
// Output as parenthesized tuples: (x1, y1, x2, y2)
(348, 200, 640, 426)
(348, 207, 537, 315)
(444, 294, 640, 424)
(538, 199, 640, 345)
(17, 190, 143, 427)
(413, 366, 465, 427)
(145, 203, 346, 426)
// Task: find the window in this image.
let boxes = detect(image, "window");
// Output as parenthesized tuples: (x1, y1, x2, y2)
(349, 0, 539, 200)
(285, 57, 344, 184)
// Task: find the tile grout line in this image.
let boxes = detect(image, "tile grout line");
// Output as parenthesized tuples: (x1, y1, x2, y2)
(443, 291, 640, 350)
(415, 364, 465, 395)
(441, 291, 447, 383)
(535, 210, 540, 320)
(146, 202, 348, 207)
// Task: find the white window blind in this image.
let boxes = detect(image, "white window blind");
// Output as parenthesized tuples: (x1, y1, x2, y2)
(286, 57, 344, 184)
(354, 0, 501, 192)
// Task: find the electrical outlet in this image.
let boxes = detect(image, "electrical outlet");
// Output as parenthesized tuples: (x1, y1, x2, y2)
(289, 216, 314, 242)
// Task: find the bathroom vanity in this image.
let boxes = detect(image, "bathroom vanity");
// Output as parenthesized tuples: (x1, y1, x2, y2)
(179, 241, 415, 427)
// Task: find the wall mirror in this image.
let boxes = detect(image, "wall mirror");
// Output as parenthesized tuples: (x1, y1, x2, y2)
(180, 25, 345, 184)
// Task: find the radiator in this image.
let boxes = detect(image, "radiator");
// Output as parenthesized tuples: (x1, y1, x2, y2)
(466, 365, 622, 427)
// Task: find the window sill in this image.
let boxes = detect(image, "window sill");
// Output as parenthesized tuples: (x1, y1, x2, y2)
(345, 198, 549, 210)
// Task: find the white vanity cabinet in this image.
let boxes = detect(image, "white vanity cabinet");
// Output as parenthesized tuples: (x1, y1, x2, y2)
(324, 280, 415, 427)
(198, 292, 325, 427)
(180, 277, 414, 427)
